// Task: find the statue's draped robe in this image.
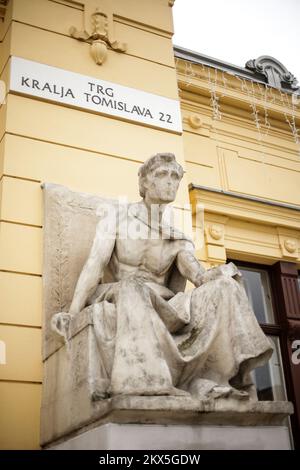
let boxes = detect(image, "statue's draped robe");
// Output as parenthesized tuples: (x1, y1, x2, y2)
(78, 204, 273, 397)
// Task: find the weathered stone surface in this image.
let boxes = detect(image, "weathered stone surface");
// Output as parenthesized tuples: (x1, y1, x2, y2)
(41, 321, 293, 446)
(41, 153, 292, 447)
(44, 394, 293, 448)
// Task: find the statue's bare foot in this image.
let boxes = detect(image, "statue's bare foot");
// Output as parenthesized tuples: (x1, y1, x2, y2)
(168, 386, 190, 397)
(142, 386, 190, 397)
(229, 387, 249, 399)
(210, 385, 249, 400)
(210, 385, 232, 399)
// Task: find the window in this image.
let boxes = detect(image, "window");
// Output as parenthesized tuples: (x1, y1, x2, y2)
(241, 267, 275, 324)
(235, 264, 287, 402)
(252, 336, 286, 401)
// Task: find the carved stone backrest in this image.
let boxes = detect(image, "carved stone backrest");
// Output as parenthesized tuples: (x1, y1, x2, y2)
(42, 183, 116, 360)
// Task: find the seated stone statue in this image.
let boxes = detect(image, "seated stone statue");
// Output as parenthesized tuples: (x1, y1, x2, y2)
(52, 153, 272, 401)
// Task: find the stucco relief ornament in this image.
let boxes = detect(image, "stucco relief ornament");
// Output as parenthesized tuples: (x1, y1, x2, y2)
(209, 224, 223, 240)
(187, 114, 202, 129)
(245, 56, 299, 91)
(70, 8, 126, 65)
(284, 238, 297, 254)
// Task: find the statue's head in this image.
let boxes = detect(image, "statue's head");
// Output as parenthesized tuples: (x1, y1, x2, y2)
(138, 153, 184, 204)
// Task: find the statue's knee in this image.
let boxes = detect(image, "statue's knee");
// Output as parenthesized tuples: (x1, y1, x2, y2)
(197, 275, 239, 294)
(219, 276, 238, 288)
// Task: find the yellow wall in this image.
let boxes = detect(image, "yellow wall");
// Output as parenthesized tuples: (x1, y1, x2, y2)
(0, 0, 188, 449)
(0, 0, 299, 450)
(176, 58, 300, 267)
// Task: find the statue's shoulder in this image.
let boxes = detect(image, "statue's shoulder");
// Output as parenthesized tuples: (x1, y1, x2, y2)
(167, 222, 194, 250)
(96, 201, 129, 221)
(172, 237, 195, 253)
(94, 201, 123, 238)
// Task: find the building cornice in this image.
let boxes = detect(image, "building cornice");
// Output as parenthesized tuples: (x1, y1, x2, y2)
(189, 185, 300, 266)
(189, 184, 300, 213)
(174, 46, 299, 94)
(174, 46, 267, 84)
(175, 62, 300, 124)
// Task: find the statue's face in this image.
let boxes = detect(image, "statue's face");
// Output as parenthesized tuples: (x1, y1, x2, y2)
(144, 164, 181, 204)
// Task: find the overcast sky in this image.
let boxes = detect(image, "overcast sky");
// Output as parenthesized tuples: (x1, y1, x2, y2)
(173, 0, 300, 84)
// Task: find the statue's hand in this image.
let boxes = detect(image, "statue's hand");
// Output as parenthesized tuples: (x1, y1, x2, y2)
(195, 262, 243, 287)
(195, 267, 223, 286)
(51, 312, 73, 339)
(195, 268, 218, 286)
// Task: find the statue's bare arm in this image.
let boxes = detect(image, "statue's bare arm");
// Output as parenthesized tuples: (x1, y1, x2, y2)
(176, 243, 205, 287)
(69, 213, 116, 315)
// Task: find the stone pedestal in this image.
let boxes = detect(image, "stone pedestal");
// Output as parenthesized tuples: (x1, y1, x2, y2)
(50, 423, 291, 450)
(44, 396, 293, 450)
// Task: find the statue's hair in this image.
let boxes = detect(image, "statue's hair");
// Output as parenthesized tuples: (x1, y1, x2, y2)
(138, 153, 184, 198)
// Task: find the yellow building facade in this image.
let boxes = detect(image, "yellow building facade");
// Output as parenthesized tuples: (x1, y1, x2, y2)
(0, 0, 299, 449)
(176, 51, 300, 266)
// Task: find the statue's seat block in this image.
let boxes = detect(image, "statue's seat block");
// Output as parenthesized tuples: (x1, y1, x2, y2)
(42, 183, 116, 360)
(41, 321, 110, 446)
(41, 183, 115, 444)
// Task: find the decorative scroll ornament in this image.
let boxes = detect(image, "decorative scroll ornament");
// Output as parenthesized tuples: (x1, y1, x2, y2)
(245, 55, 299, 91)
(70, 7, 126, 65)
